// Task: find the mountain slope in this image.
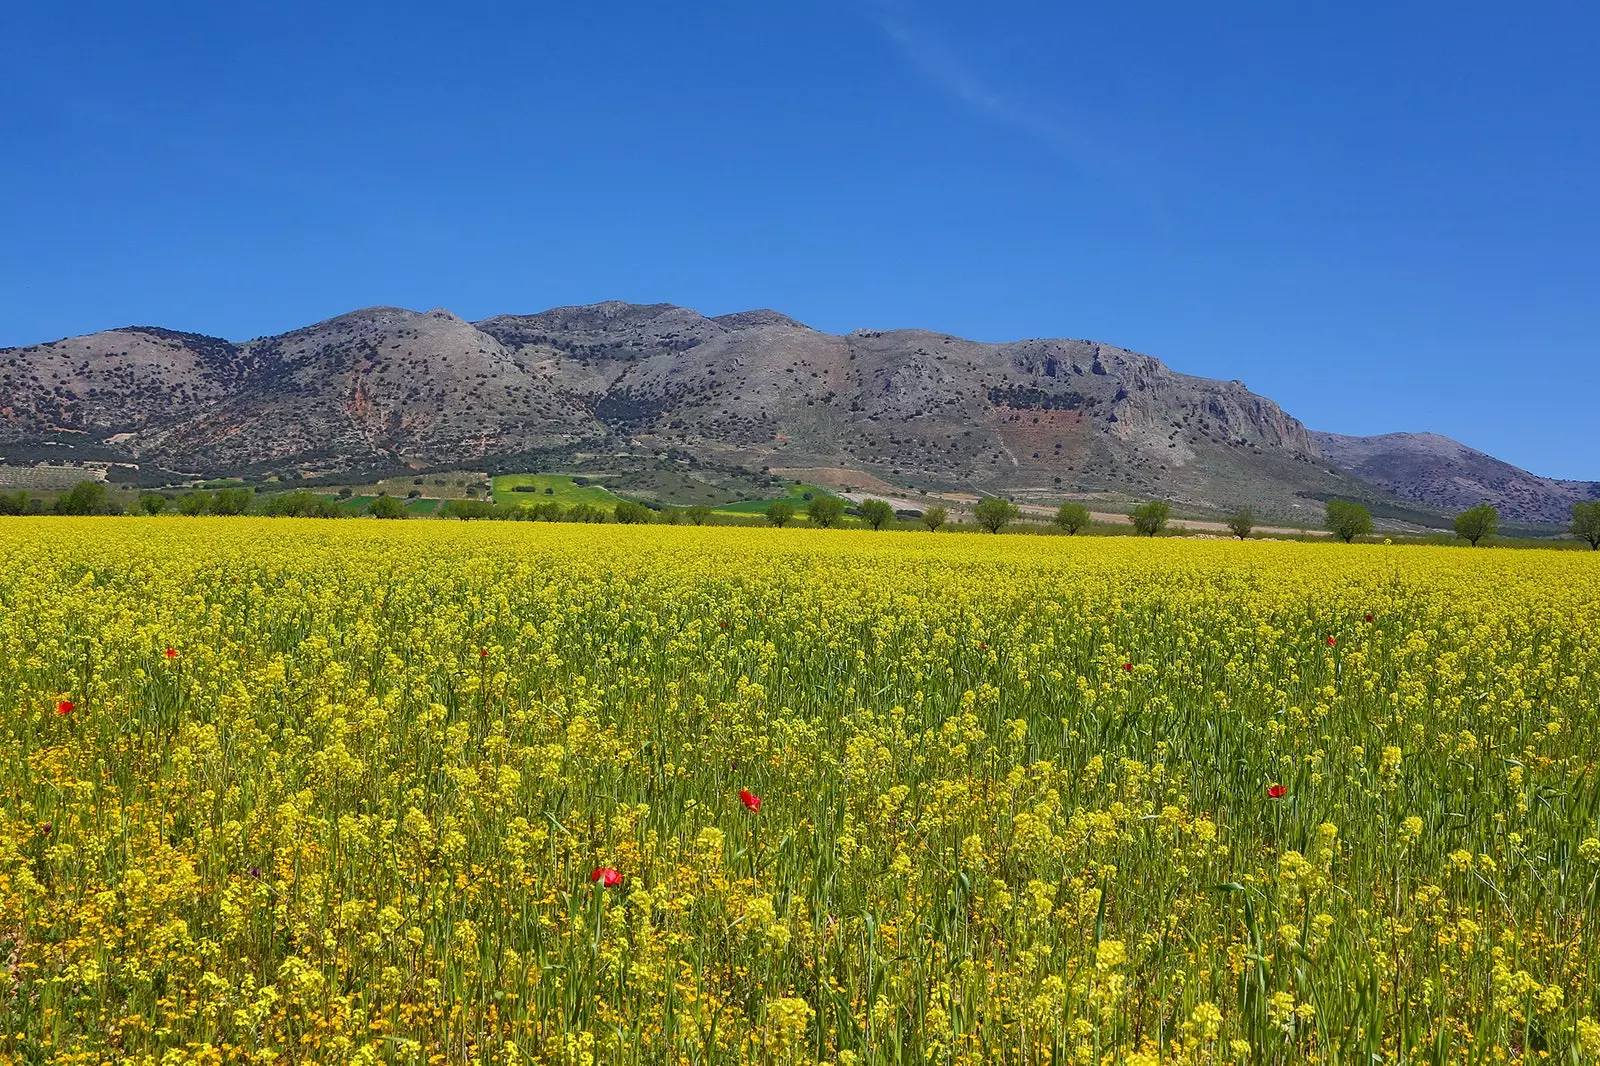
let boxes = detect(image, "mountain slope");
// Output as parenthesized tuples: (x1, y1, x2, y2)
(1313, 431, 1599, 525)
(2, 301, 1563, 525)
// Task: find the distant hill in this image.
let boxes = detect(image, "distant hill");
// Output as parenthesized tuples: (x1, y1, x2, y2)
(1313, 431, 1600, 526)
(2, 301, 1585, 526)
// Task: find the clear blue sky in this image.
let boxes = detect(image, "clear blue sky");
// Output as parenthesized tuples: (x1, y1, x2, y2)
(3, 1, 1596, 478)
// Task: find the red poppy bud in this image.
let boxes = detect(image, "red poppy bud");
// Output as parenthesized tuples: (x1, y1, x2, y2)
(479, 648, 489, 658)
(739, 789, 761, 813)
(1365, 614, 1374, 623)
(1267, 784, 1288, 799)
(1122, 663, 1134, 672)
(56, 700, 74, 716)
(1327, 636, 1336, 646)
(590, 867, 621, 887)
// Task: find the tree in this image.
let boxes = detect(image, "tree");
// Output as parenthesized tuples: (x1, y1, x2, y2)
(922, 505, 948, 531)
(368, 494, 408, 519)
(139, 493, 169, 515)
(1571, 501, 1600, 550)
(613, 501, 652, 524)
(1325, 499, 1373, 543)
(1226, 509, 1254, 540)
(685, 504, 712, 526)
(974, 497, 1020, 534)
(54, 480, 110, 516)
(1453, 503, 1498, 547)
(1053, 502, 1091, 535)
(0, 490, 31, 516)
(1130, 500, 1171, 536)
(858, 498, 894, 531)
(765, 500, 796, 527)
(177, 491, 213, 516)
(210, 487, 253, 516)
(808, 496, 844, 528)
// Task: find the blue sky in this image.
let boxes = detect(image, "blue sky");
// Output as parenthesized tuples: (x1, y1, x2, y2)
(3, 1, 1596, 478)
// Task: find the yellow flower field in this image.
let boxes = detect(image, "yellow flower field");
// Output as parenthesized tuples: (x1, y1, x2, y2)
(2, 519, 1598, 1065)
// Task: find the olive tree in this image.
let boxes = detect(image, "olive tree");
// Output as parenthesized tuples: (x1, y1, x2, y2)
(921, 505, 948, 531)
(765, 500, 796, 528)
(1226, 509, 1254, 539)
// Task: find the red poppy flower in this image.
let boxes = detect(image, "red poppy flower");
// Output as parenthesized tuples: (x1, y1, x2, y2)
(979, 642, 988, 650)
(56, 700, 74, 716)
(1267, 784, 1287, 799)
(739, 789, 762, 813)
(1326, 636, 1336, 647)
(590, 867, 621, 887)
(1365, 614, 1374, 623)
(478, 648, 489, 659)
(164, 647, 177, 659)
(1122, 663, 1134, 672)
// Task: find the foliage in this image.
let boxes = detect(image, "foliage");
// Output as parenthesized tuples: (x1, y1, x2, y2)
(974, 496, 1020, 533)
(807, 496, 845, 528)
(1130, 500, 1172, 536)
(210, 487, 254, 516)
(857, 498, 895, 531)
(177, 491, 214, 516)
(367, 494, 409, 520)
(613, 501, 653, 525)
(765, 499, 796, 527)
(52, 480, 113, 516)
(921, 505, 948, 532)
(1226, 509, 1255, 540)
(261, 491, 345, 518)
(139, 492, 170, 515)
(2, 524, 1599, 1062)
(1325, 500, 1374, 543)
(1572, 500, 1600, 550)
(685, 504, 712, 526)
(1054, 502, 1092, 535)
(0, 490, 35, 516)
(1454, 503, 1499, 546)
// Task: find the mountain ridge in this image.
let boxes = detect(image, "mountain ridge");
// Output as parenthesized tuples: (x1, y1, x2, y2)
(2, 301, 1588, 526)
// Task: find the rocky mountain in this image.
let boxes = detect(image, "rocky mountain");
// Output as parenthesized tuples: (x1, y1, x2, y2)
(0, 301, 1565, 525)
(1313, 431, 1600, 526)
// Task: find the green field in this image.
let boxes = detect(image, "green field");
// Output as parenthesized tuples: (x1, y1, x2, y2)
(713, 482, 842, 515)
(490, 474, 628, 508)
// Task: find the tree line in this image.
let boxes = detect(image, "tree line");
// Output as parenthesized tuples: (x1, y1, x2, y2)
(7, 479, 1599, 548)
